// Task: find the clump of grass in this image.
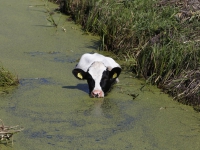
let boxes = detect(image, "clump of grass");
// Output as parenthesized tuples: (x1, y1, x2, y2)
(51, 0, 200, 109)
(0, 66, 19, 87)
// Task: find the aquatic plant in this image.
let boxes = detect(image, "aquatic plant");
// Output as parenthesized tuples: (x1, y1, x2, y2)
(46, 9, 59, 27)
(0, 65, 19, 87)
(29, 0, 60, 28)
(50, 0, 200, 109)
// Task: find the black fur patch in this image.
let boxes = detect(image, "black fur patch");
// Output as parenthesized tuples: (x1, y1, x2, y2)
(86, 73, 95, 93)
(87, 70, 118, 94)
(100, 70, 113, 94)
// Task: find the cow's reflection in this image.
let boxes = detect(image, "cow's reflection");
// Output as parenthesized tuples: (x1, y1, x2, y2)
(90, 98, 120, 118)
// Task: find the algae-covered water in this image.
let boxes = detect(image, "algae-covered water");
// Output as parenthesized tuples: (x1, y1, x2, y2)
(0, 0, 200, 150)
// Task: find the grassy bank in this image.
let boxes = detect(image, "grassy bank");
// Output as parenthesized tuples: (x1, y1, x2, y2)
(51, 0, 200, 110)
(0, 65, 19, 89)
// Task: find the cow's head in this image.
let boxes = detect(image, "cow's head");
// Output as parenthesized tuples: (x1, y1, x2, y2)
(72, 62, 121, 98)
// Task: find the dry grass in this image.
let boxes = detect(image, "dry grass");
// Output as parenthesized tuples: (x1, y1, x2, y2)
(0, 119, 24, 145)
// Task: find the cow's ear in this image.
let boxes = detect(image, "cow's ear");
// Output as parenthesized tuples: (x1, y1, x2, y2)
(72, 69, 87, 80)
(109, 67, 121, 79)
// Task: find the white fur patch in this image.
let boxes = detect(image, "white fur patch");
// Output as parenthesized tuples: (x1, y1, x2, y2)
(75, 53, 120, 72)
(88, 62, 106, 91)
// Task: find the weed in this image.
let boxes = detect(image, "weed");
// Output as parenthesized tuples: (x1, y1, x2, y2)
(0, 65, 19, 88)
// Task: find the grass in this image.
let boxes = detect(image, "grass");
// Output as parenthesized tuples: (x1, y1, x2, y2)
(0, 65, 19, 88)
(50, 0, 200, 110)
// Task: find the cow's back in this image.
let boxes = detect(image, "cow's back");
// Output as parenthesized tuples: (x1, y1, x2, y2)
(76, 53, 120, 72)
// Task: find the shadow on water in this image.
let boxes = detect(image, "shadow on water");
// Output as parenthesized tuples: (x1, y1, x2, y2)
(85, 39, 101, 50)
(19, 78, 56, 87)
(24, 51, 78, 63)
(62, 83, 89, 94)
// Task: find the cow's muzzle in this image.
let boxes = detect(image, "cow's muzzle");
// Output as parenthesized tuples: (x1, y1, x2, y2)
(91, 90, 104, 98)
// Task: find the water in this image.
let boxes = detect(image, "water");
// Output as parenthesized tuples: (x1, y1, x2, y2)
(0, 0, 199, 149)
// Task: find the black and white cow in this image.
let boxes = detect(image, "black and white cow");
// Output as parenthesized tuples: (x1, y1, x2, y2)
(72, 53, 121, 98)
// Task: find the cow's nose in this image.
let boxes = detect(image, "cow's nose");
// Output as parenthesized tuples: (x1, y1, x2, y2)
(94, 93, 99, 97)
(92, 91, 100, 97)
(91, 90, 103, 98)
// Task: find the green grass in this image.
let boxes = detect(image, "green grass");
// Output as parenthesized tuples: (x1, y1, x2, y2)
(50, 0, 200, 109)
(0, 65, 19, 88)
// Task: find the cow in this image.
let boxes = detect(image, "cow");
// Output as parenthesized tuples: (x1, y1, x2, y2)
(72, 53, 121, 98)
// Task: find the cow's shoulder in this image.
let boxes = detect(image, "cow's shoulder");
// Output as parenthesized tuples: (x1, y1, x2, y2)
(75, 53, 97, 71)
(75, 53, 120, 71)
(92, 53, 120, 68)
(103, 56, 120, 68)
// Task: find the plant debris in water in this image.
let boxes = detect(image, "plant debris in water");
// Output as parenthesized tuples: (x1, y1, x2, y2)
(0, 119, 24, 145)
(50, 0, 200, 110)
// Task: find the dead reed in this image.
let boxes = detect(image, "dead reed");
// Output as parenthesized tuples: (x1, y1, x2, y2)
(0, 119, 24, 145)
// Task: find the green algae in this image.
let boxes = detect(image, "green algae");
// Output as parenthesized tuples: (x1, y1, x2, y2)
(0, 0, 200, 150)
